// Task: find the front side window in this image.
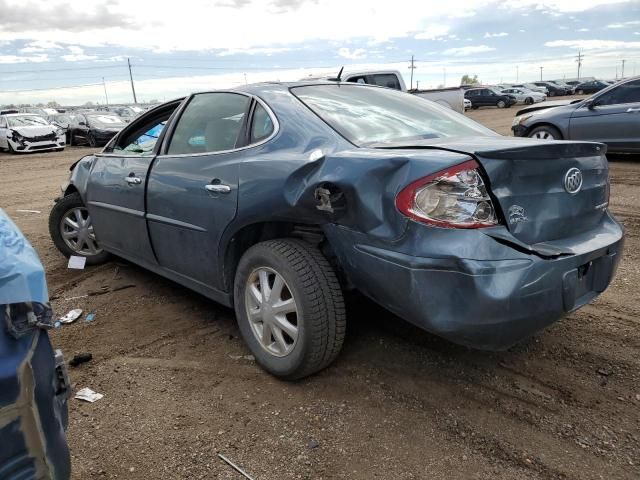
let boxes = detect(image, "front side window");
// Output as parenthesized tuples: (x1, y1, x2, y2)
(292, 84, 495, 146)
(596, 80, 640, 106)
(167, 93, 250, 155)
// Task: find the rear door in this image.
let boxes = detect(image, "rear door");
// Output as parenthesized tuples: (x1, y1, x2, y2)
(145, 92, 254, 290)
(84, 103, 179, 263)
(569, 79, 640, 152)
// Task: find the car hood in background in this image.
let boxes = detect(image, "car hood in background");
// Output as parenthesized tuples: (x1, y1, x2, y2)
(10, 125, 57, 137)
(515, 99, 582, 116)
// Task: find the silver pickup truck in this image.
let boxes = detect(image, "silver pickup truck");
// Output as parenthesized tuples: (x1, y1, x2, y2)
(310, 69, 465, 113)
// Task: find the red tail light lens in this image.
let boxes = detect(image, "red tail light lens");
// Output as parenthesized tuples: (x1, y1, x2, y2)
(395, 159, 499, 228)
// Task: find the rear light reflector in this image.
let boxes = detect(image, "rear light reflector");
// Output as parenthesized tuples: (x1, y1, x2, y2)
(395, 159, 499, 228)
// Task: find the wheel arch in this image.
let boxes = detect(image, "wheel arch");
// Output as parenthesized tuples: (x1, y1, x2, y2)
(221, 220, 340, 294)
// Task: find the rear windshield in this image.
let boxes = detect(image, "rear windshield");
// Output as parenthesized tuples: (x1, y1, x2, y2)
(291, 84, 494, 146)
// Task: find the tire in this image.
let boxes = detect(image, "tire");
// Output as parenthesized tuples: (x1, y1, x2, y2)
(549, 91, 556, 97)
(234, 239, 346, 380)
(7, 143, 15, 154)
(527, 125, 562, 141)
(471, 105, 479, 110)
(497, 100, 506, 108)
(48, 192, 110, 265)
(525, 97, 533, 105)
(577, 89, 584, 95)
(88, 132, 97, 147)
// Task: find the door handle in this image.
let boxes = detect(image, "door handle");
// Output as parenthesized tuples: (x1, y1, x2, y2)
(626, 107, 640, 113)
(125, 176, 142, 185)
(205, 184, 231, 194)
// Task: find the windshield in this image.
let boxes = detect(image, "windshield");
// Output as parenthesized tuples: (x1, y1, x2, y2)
(87, 115, 126, 128)
(7, 115, 50, 127)
(291, 84, 495, 146)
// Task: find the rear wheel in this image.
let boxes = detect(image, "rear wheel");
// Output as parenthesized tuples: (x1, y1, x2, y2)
(49, 192, 110, 265)
(525, 97, 533, 105)
(577, 89, 584, 95)
(549, 91, 556, 97)
(7, 143, 15, 154)
(234, 239, 346, 380)
(88, 132, 97, 147)
(528, 125, 562, 141)
(497, 100, 506, 108)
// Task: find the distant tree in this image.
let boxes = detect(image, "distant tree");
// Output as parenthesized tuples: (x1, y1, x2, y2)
(84, 101, 94, 106)
(460, 74, 480, 86)
(46, 101, 60, 107)
(147, 99, 159, 104)
(35, 102, 44, 107)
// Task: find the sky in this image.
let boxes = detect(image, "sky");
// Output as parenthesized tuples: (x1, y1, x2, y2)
(0, 0, 639, 105)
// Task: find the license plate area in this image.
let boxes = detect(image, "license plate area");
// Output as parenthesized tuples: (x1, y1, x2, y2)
(562, 251, 616, 312)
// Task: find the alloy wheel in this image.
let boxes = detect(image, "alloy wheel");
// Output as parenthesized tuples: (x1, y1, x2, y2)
(529, 130, 556, 140)
(59, 207, 102, 256)
(245, 267, 299, 357)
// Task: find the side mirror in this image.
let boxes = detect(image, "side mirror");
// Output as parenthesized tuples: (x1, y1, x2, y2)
(585, 99, 598, 110)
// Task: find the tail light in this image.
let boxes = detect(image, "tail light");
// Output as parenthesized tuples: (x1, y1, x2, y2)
(395, 159, 499, 228)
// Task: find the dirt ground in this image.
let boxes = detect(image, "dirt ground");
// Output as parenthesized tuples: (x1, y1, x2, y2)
(1, 101, 639, 479)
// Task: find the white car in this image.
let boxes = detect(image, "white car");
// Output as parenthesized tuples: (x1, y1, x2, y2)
(501, 88, 546, 105)
(464, 98, 472, 110)
(0, 111, 65, 153)
(511, 83, 548, 95)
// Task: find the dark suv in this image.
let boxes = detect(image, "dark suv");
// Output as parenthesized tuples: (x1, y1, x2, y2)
(533, 81, 568, 97)
(464, 88, 516, 108)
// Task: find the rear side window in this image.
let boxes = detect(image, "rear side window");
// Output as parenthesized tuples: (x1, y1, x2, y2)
(167, 93, 250, 155)
(250, 103, 274, 143)
(368, 74, 401, 90)
(597, 80, 640, 106)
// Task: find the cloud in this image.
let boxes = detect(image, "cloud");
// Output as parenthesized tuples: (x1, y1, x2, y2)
(483, 32, 508, 38)
(19, 40, 64, 53)
(337, 47, 367, 59)
(443, 45, 495, 56)
(218, 46, 292, 56)
(607, 20, 640, 28)
(0, 54, 49, 64)
(415, 25, 450, 40)
(61, 54, 99, 61)
(0, 0, 132, 32)
(545, 39, 640, 50)
(606, 23, 625, 28)
(577, 27, 590, 31)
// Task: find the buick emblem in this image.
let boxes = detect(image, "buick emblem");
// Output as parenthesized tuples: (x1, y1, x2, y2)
(564, 168, 583, 194)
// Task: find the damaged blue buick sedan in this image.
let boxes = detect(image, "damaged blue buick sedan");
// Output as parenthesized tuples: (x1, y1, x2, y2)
(48, 82, 624, 379)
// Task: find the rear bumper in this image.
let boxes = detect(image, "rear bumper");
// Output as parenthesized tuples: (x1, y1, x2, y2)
(325, 213, 624, 350)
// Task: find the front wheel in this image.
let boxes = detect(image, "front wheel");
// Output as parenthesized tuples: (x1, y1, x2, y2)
(577, 89, 584, 95)
(88, 132, 97, 147)
(497, 100, 506, 108)
(234, 239, 346, 380)
(528, 125, 562, 141)
(48, 192, 110, 265)
(525, 97, 533, 105)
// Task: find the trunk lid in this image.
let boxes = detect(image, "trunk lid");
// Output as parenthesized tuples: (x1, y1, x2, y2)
(374, 137, 610, 245)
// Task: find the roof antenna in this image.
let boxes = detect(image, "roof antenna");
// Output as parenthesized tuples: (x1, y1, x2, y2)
(328, 66, 344, 82)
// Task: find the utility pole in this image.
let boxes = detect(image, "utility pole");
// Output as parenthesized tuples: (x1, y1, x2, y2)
(443, 67, 446, 87)
(539, 66, 544, 81)
(516, 65, 519, 82)
(621, 59, 626, 79)
(575, 51, 583, 80)
(244, 73, 248, 85)
(127, 58, 138, 104)
(408, 55, 416, 90)
(102, 77, 109, 106)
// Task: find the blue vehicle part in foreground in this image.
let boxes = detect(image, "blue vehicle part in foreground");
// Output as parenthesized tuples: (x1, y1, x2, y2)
(0, 209, 71, 480)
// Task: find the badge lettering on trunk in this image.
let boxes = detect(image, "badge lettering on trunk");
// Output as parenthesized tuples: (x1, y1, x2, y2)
(508, 205, 529, 224)
(564, 168, 583, 194)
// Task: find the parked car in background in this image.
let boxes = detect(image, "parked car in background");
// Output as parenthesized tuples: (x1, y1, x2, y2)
(20, 107, 59, 117)
(548, 80, 576, 95)
(464, 87, 517, 108)
(49, 82, 623, 379)
(98, 105, 145, 123)
(47, 113, 77, 145)
(533, 81, 568, 96)
(512, 83, 548, 95)
(309, 69, 465, 113)
(512, 76, 640, 152)
(0, 111, 65, 153)
(0, 209, 71, 480)
(501, 88, 546, 105)
(464, 98, 472, 110)
(68, 113, 126, 146)
(574, 80, 609, 95)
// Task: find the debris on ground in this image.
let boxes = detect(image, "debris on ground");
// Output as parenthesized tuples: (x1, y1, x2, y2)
(75, 387, 103, 403)
(68, 255, 86, 269)
(217, 453, 256, 480)
(308, 438, 319, 449)
(69, 353, 93, 367)
(58, 308, 83, 324)
(16, 209, 41, 214)
(85, 313, 96, 322)
(228, 354, 255, 361)
(87, 283, 136, 297)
